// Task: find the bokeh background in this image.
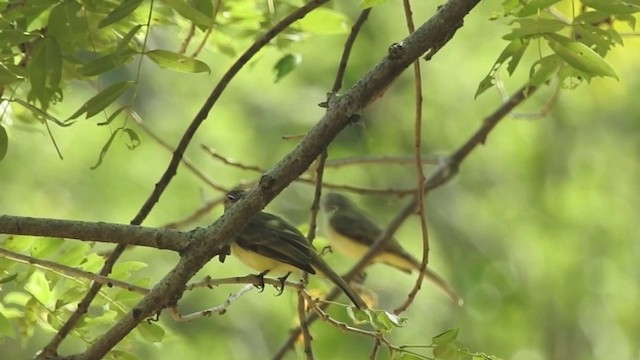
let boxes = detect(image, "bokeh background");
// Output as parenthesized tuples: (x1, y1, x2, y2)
(1, 1, 639, 359)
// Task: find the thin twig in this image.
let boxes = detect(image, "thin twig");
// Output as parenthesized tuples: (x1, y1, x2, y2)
(331, 9, 371, 93)
(132, 112, 228, 192)
(0, 247, 149, 295)
(190, 0, 223, 58)
(170, 284, 255, 321)
(53, 2, 483, 358)
(324, 155, 440, 167)
(178, 23, 196, 54)
(37, 3, 158, 355)
(297, 290, 314, 360)
(202, 144, 417, 196)
(395, 0, 429, 315)
(369, 338, 381, 360)
(160, 195, 225, 229)
(270, 84, 539, 358)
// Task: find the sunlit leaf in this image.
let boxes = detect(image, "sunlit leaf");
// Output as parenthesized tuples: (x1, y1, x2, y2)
(158, 0, 214, 26)
(0, 312, 15, 338)
(136, 322, 165, 343)
(581, 0, 640, 14)
(30, 237, 64, 258)
(295, 8, 350, 35)
(546, 34, 618, 79)
(503, 19, 566, 40)
(515, 0, 562, 17)
(528, 55, 561, 86)
(433, 343, 457, 360)
(360, 0, 388, 8)
(145, 50, 211, 73)
(99, 0, 144, 28)
(25, 272, 54, 309)
(432, 328, 459, 345)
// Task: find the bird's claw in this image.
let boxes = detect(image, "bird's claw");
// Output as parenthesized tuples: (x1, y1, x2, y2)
(274, 272, 291, 296)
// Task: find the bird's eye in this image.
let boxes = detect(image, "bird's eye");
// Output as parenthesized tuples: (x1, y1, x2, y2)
(226, 194, 237, 201)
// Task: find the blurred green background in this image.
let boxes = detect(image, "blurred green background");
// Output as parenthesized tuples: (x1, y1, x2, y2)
(1, 1, 639, 359)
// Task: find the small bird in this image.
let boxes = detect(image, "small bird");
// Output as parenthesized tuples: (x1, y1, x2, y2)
(224, 189, 367, 309)
(323, 192, 462, 305)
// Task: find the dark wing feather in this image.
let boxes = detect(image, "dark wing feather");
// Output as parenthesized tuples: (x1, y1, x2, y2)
(236, 212, 316, 274)
(329, 208, 419, 267)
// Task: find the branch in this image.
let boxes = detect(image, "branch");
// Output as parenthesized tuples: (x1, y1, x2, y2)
(52, 1, 482, 358)
(271, 84, 538, 358)
(0, 247, 149, 295)
(0, 215, 188, 251)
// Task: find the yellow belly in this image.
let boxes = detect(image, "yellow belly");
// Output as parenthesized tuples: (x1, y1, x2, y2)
(324, 223, 417, 273)
(230, 242, 301, 275)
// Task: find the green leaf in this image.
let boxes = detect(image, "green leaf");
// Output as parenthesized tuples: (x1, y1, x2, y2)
(158, 0, 214, 26)
(27, 37, 63, 109)
(371, 311, 408, 332)
(273, 54, 301, 83)
(122, 128, 141, 149)
(79, 49, 137, 77)
(0, 273, 18, 284)
(90, 127, 123, 169)
(503, 19, 566, 40)
(432, 328, 459, 345)
(346, 306, 372, 324)
(0, 312, 15, 338)
(475, 38, 529, 98)
(515, 0, 562, 17)
(295, 8, 350, 35)
(546, 35, 618, 79)
(68, 81, 135, 120)
(30, 237, 65, 258)
(116, 25, 144, 53)
(98, 106, 128, 126)
(360, 0, 389, 8)
(528, 55, 561, 86)
(433, 343, 457, 360)
(99, 0, 144, 28)
(616, 14, 636, 30)
(56, 243, 92, 267)
(112, 261, 147, 280)
(136, 322, 165, 343)
(0, 125, 7, 162)
(581, 0, 640, 14)
(25, 272, 54, 309)
(145, 49, 211, 73)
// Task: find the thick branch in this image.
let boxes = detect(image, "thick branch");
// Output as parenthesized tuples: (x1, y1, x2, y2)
(61, 1, 481, 358)
(0, 215, 188, 251)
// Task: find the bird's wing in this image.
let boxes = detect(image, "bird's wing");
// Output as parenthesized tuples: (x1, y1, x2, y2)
(236, 212, 316, 274)
(329, 209, 417, 264)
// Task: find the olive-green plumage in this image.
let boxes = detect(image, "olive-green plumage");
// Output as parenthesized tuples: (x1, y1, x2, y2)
(224, 189, 367, 309)
(323, 192, 462, 306)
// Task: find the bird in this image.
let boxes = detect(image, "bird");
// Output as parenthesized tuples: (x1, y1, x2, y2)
(322, 192, 462, 306)
(223, 189, 368, 309)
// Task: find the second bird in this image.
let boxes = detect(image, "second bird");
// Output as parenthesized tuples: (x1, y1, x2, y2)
(323, 192, 462, 306)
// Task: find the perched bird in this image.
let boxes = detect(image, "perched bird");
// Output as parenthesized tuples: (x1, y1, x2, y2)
(224, 189, 367, 309)
(323, 192, 462, 306)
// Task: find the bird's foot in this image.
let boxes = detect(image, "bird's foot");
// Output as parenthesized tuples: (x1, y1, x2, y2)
(274, 272, 291, 296)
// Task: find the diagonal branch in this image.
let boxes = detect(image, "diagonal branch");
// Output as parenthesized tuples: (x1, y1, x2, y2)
(48, 1, 482, 358)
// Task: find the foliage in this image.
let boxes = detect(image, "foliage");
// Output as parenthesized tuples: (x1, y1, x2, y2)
(0, 0, 639, 359)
